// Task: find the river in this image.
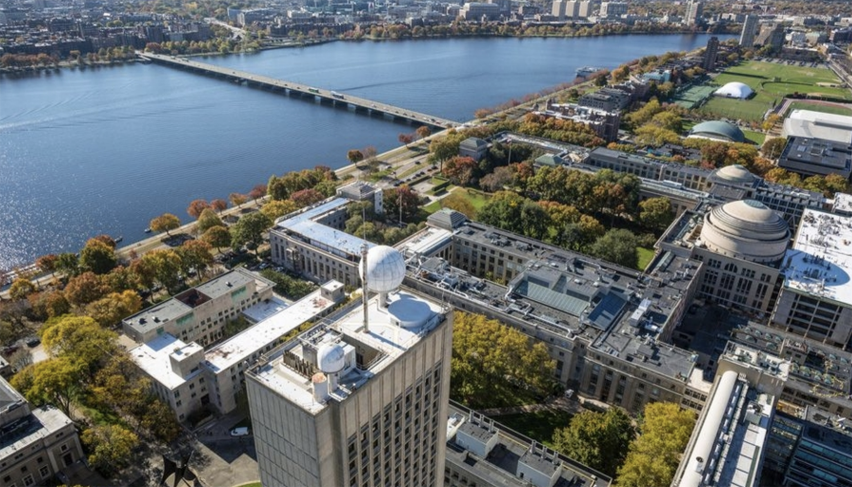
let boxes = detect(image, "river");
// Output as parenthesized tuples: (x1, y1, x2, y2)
(0, 34, 732, 270)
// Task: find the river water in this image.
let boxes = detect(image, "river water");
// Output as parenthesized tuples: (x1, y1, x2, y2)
(0, 34, 731, 269)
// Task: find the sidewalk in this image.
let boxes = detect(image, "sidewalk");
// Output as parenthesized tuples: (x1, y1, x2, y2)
(478, 395, 576, 417)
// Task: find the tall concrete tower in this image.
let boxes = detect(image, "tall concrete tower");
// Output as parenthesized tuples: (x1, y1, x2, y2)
(683, 0, 703, 26)
(246, 245, 453, 487)
(740, 15, 759, 47)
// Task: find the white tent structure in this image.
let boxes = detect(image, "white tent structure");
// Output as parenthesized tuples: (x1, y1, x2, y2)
(714, 82, 754, 99)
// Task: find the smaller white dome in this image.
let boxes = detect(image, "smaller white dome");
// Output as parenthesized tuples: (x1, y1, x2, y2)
(360, 245, 406, 293)
(317, 343, 345, 373)
(714, 82, 754, 99)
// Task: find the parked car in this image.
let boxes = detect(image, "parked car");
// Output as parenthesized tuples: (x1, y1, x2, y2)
(230, 427, 250, 437)
(25, 337, 40, 348)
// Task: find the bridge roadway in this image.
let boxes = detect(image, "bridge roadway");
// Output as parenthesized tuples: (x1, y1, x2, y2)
(139, 52, 458, 129)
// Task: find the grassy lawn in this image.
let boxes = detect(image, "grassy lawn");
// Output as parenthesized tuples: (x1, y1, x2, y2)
(742, 129, 766, 145)
(786, 101, 852, 117)
(637, 247, 655, 271)
(701, 60, 850, 122)
(78, 403, 122, 427)
(424, 187, 492, 214)
(494, 409, 573, 447)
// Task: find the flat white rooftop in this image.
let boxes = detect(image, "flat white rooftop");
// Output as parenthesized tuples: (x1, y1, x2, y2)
(130, 334, 203, 390)
(833, 192, 852, 216)
(204, 288, 336, 373)
(781, 208, 852, 307)
(251, 290, 446, 414)
(396, 227, 452, 257)
(277, 197, 373, 257)
(783, 109, 852, 145)
(242, 294, 289, 323)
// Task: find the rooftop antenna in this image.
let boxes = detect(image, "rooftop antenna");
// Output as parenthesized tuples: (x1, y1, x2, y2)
(360, 206, 370, 333)
(361, 242, 369, 334)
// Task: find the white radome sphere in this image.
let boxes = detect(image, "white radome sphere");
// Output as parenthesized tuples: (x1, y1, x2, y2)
(360, 245, 406, 293)
(317, 343, 345, 373)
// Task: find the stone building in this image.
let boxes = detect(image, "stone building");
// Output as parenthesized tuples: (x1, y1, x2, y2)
(246, 246, 453, 487)
(122, 267, 274, 346)
(0, 378, 86, 487)
(269, 198, 372, 287)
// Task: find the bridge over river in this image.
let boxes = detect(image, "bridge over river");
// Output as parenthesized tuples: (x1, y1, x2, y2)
(139, 52, 458, 129)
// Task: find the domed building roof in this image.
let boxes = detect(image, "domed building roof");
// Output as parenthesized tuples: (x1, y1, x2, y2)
(688, 120, 747, 144)
(710, 164, 758, 185)
(317, 342, 345, 373)
(699, 200, 790, 263)
(359, 245, 406, 293)
(714, 82, 754, 99)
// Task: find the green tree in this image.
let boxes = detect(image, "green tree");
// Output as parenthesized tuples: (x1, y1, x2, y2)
(39, 315, 118, 373)
(9, 278, 35, 301)
(149, 213, 181, 237)
(55, 253, 80, 278)
(429, 132, 466, 163)
(552, 408, 635, 477)
(85, 291, 142, 328)
(12, 358, 80, 416)
(591, 229, 639, 269)
(261, 199, 299, 221)
(177, 240, 214, 277)
(477, 191, 527, 235)
(639, 197, 675, 231)
(762, 137, 787, 160)
(616, 403, 696, 487)
(79, 239, 117, 275)
(451, 311, 556, 408)
(105, 265, 139, 293)
(383, 185, 421, 223)
(520, 200, 551, 241)
(230, 212, 272, 256)
(197, 208, 225, 234)
(139, 249, 184, 294)
(202, 226, 233, 253)
(81, 424, 139, 475)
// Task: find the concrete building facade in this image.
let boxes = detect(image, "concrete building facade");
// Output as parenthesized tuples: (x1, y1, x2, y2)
(599, 2, 627, 19)
(537, 103, 621, 143)
(740, 14, 759, 47)
(683, 0, 703, 26)
(246, 247, 453, 487)
(778, 136, 852, 179)
(702, 36, 719, 71)
(269, 198, 372, 287)
(772, 209, 852, 350)
(130, 282, 345, 419)
(122, 267, 274, 345)
(0, 378, 86, 487)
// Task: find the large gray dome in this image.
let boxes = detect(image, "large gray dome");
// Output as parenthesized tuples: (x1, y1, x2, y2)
(710, 164, 758, 185)
(699, 200, 790, 263)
